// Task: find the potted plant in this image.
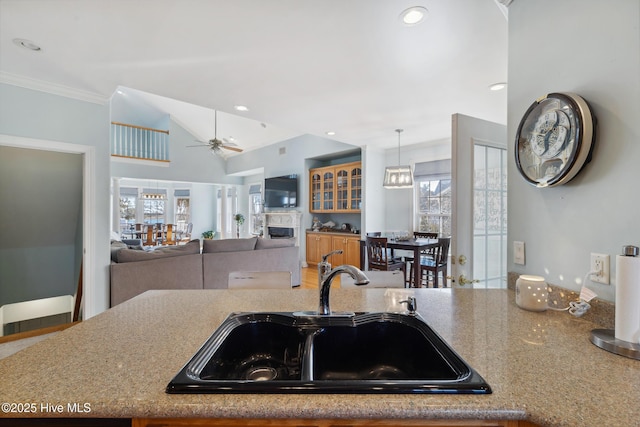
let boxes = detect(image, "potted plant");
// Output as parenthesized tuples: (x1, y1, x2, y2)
(201, 230, 215, 240)
(234, 213, 245, 239)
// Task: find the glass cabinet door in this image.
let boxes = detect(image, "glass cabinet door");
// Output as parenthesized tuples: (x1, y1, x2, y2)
(311, 172, 322, 211)
(350, 166, 362, 210)
(309, 162, 360, 213)
(322, 170, 334, 211)
(335, 168, 349, 210)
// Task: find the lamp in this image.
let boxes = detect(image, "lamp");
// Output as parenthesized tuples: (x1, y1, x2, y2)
(383, 129, 413, 189)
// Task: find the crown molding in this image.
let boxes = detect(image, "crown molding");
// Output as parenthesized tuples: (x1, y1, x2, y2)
(0, 71, 109, 105)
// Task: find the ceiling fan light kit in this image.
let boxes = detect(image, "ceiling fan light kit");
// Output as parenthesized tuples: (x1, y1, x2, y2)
(515, 92, 596, 188)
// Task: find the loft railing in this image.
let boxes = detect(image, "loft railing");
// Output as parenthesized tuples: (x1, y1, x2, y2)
(111, 122, 170, 162)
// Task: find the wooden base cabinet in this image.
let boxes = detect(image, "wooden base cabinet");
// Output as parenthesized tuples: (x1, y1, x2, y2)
(133, 418, 542, 427)
(306, 232, 333, 266)
(307, 232, 361, 268)
(332, 234, 361, 268)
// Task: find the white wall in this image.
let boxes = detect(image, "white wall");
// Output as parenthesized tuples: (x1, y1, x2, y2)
(0, 83, 111, 317)
(190, 183, 218, 239)
(507, 0, 640, 301)
(382, 139, 451, 233)
(111, 117, 243, 186)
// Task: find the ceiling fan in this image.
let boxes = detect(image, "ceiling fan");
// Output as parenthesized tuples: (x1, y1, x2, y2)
(187, 110, 243, 155)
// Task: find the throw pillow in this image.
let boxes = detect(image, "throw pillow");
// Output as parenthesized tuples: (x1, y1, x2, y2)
(255, 237, 296, 250)
(202, 237, 257, 253)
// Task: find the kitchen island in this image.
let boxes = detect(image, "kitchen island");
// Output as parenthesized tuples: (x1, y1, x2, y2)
(0, 288, 638, 426)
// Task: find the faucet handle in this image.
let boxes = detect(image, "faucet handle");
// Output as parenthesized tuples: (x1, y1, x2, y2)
(321, 250, 343, 262)
(399, 296, 417, 314)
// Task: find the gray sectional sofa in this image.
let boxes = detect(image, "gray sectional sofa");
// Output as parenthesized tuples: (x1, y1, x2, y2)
(109, 237, 301, 307)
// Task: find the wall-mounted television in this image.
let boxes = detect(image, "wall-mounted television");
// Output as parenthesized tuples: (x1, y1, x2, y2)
(264, 174, 298, 208)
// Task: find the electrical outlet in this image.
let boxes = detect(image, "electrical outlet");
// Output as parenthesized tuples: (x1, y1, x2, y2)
(590, 253, 610, 285)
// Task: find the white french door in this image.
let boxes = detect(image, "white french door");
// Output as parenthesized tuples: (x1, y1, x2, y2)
(451, 114, 507, 288)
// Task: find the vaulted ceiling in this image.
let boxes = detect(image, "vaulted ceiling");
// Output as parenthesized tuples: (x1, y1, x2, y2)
(0, 0, 508, 154)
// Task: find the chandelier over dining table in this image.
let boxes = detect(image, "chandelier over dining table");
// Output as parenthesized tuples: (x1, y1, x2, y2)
(383, 128, 414, 189)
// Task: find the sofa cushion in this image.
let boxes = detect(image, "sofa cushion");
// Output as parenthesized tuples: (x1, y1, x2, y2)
(203, 245, 301, 289)
(116, 239, 200, 263)
(110, 240, 128, 262)
(202, 237, 257, 253)
(110, 253, 204, 306)
(255, 237, 296, 250)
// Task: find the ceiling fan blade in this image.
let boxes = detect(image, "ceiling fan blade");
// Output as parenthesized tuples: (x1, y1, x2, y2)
(221, 145, 243, 153)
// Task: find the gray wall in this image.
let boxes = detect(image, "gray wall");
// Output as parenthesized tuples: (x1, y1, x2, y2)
(0, 83, 111, 316)
(507, 0, 640, 302)
(0, 147, 83, 306)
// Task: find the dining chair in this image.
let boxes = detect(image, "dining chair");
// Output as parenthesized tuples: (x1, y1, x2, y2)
(409, 237, 450, 288)
(143, 224, 156, 246)
(164, 224, 177, 245)
(365, 237, 406, 285)
(134, 223, 144, 239)
(404, 232, 439, 282)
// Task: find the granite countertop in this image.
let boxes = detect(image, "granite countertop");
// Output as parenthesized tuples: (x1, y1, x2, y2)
(0, 288, 638, 426)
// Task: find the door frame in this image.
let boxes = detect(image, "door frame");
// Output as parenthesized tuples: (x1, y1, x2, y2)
(0, 134, 96, 318)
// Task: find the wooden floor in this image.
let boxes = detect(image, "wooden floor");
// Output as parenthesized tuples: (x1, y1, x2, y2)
(299, 266, 343, 289)
(299, 267, 319, 289)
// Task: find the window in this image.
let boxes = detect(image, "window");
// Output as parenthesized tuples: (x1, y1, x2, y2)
(414, 160, 451, 237)
(248, 184, 263, 236)
(216, 186, 238, 238)
(141, 188, 167, 225)
(119, 187, 138, 235)
(174, 189, 191, 234)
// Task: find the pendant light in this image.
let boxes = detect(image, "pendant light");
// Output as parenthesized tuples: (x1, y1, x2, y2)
(383, 129, 413, 189)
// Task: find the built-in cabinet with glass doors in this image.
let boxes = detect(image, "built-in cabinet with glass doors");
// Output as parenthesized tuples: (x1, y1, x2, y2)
(310, 161, 361, 213)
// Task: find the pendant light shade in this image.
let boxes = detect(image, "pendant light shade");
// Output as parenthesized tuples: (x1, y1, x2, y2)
(383, 129, 413, 189)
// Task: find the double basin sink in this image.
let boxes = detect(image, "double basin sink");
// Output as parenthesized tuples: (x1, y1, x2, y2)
(167, 311, 491, 394)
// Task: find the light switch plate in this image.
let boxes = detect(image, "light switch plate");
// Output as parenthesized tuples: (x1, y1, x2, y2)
(514, 241, 525, 265)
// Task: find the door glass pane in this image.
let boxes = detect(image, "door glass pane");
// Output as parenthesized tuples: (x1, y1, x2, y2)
(473, 144, 507, 288)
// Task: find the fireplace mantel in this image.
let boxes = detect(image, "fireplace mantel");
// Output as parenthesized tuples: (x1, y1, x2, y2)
(263, 211, 303, 247)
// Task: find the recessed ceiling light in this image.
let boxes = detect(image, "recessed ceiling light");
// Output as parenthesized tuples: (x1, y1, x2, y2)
(326, 131, 336, 136)
(489, 82, 507, 91)
(400, 6, 428, 26)
(13, 38, 42, 51)
(234, 105, 249, 112)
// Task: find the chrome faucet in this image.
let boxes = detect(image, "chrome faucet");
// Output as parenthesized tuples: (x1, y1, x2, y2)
(318, 264, 370, 315)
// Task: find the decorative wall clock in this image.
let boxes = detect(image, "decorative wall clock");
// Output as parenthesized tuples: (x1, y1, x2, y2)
(515, 92, 596, 187)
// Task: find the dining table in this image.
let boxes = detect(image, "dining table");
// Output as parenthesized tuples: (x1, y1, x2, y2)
(386, 238, 439, 287)
(360, 237, 439, 287)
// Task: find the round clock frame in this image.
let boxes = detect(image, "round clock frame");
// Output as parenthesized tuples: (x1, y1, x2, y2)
(514, 92, 596, 188)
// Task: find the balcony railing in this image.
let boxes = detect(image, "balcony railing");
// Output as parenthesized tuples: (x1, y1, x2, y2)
(111, 122, 170, 162)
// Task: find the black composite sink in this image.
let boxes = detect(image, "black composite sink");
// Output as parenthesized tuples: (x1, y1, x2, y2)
(166, 312, 491, 394)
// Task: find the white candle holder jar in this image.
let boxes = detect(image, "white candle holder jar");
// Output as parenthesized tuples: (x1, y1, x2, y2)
(515, 275, 548, 312)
